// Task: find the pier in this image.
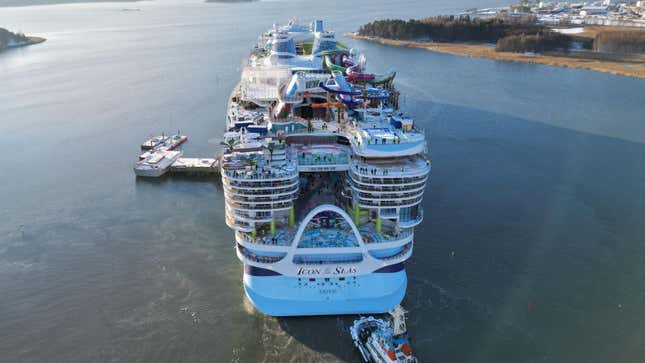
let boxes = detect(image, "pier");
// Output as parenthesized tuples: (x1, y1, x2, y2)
(169, 157, 220, 175)
(134, 133, 221, 178)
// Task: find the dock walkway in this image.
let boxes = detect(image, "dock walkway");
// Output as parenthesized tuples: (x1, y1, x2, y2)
(170, 157, 220, 175)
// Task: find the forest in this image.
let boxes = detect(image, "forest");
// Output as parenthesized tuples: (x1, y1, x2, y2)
(357, 17, 645, 54)
(594, 30, 645, 54)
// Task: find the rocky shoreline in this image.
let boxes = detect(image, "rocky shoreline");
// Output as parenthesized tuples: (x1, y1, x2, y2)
(0, 36, 46, 51)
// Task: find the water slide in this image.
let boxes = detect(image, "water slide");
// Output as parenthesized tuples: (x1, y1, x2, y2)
(318, 71, 361, 95)
(318, 71, 363, 109)
(284, 72, 330, 98)
(323, 52, 395, 84)
(285, 74, 299, 97)
(321, 49, 349, 73)
(311, 101, 344, 108)
(324, 54, 347, 73)
(343, 58, 375, 82)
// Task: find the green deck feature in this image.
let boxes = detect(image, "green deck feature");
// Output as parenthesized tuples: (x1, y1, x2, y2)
(302, 42, 313, 55)
(324, 55, 346, 73)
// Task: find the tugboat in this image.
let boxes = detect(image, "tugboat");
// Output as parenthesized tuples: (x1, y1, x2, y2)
(350, 306, 418, 363)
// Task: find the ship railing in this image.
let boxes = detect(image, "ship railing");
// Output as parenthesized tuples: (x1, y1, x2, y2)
(347, 180, 426, 192)
(379, 242, 413, 261)
(350, 173, 429, 185)
(224, 191, 297, 204)
(297, 155, 349, 166)
(350, 184, 426, 197)
(222, 165, 298, 181)
(360, 230, 412, 244)
(224, 178, 299, 190)
(398, 209, 424, 229)
(292, 253, 364, 265)
(356, 196, 423, 208)
(226, 203, 293, 216)
(237, 244, 285, 264)
(226, 200, 294, 211)
(236, 230, 295, 247)
(225, 215, 254, 231)
(349, 162, 430, 179)
(226, 207, 273, 220)
(355, 188, 424, 200)
(350, 128, 426, 148)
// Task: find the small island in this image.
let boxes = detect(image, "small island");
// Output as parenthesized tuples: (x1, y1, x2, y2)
(0, 28, 46, 51)
(347, 15, 645, 79)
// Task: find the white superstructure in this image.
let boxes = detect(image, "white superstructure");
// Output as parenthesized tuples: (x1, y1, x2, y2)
(220, 20, 430, 316)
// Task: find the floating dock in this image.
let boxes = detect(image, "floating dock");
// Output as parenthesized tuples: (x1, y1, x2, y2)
(135, 133, 221, 178)
(169, 157, 220, 175)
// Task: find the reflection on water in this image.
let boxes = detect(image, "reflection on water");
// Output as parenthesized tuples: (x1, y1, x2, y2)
(1, 0, 645, 362)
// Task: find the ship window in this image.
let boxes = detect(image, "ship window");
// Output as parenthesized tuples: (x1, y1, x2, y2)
(309, 278, 315, 282)
(339, 277, 345, 281)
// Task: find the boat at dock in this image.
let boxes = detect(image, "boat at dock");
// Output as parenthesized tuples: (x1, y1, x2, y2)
(134, 149, 183, 177)
(350, 305, 418, 363)
(141, 135, 168, 150)
(139, 134, 188, 160)
(220, 19, 430, 316)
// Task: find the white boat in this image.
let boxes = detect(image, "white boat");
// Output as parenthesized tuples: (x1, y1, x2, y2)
(139, 134, 188, 160)
(141, 135, 168, 150)
(133, 150, 183, 177)
(350, 306, 418, 363)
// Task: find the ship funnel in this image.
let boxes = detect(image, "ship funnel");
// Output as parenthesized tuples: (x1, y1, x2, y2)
(314, 20, 324, 33)
(312, 31, 337, 56)
(271, 33, 296, 57)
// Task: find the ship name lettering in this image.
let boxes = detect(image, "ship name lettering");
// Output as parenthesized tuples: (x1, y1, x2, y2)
(296, 266, 357, 275)
(335, 266, 357, 274)
(297, 267, 321, 275)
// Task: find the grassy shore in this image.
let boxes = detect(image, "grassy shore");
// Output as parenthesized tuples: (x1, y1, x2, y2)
(345, 32, 645, 79)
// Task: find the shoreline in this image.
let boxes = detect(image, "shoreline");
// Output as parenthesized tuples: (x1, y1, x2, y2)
(0, 0, 140, 7)
(345, 33, 645, 79)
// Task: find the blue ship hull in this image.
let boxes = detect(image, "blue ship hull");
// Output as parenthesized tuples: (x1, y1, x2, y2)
(243, 266, 407, 316)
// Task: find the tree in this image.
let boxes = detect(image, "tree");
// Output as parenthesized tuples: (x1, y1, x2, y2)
(220, 139, 240, 153)
(238, 154, 257, 170)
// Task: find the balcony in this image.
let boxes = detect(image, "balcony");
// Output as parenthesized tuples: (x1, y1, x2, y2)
(222, 163, 298, 182)
(237, 243, 286, 264)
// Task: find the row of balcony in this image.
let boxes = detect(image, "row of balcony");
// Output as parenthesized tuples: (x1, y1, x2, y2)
(223, 176, 299, 189)
(224, 179, 299, 192)
(349, 171, 428, 186)
(236, 243, 413, 265)
(224, 189, 297, 204)
(347, 179, 426, 192)
(355, 195, 424, 208)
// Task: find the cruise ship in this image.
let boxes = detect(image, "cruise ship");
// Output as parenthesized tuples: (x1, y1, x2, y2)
(220, 20, 430, 316)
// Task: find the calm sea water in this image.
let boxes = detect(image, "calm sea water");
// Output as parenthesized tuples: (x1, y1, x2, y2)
(1, 1, 645, 362)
